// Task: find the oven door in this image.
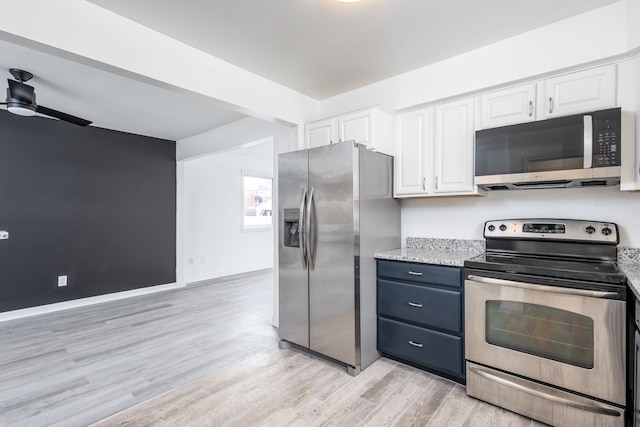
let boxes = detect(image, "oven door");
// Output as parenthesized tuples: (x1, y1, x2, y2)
(465, 274, 626, 406)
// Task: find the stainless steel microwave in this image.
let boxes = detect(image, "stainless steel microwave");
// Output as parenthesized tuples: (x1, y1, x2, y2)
(474, 108, 622, 190)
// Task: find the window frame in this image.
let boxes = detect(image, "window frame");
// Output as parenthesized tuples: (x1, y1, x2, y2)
(241, 169, 273, 232)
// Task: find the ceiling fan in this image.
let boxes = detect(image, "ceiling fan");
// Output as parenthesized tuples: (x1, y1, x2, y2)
(1, 68, 92, 127)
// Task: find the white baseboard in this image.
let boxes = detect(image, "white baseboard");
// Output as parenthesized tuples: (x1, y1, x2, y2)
(186, 264, 272, 284)
(0, 282, 180, 323)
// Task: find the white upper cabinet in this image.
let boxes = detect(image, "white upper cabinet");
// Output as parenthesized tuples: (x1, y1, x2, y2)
(306, 118, 336, 148)
(618, 56, 640, 191)
(477, 65, 617, 130)
(338, 110, 371, 146)
(394, 109, 431, 197)
(478, 83, 536, 129)
(542, 64, 617, 119)
(434, 97, 477, 194)
(394, 98, 482, 198)
(304, 106, 394, 155)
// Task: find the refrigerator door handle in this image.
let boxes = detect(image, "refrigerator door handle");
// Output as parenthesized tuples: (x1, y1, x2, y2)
(299, 188, 307, 270)
(306, 186, 315, 271)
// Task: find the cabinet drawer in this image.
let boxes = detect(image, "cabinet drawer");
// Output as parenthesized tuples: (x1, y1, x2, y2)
(377, 260, 462, 288)
(378, 317, 463, 377)
(378, 279, 461, 332)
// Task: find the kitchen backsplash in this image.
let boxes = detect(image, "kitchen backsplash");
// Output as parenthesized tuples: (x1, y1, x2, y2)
(407, 237, 485, 253)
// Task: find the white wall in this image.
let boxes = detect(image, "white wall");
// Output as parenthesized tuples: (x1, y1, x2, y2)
(402, 186, 640, 247)
(177, 116, 297, 327)
(627, 0, 640, 50)
(183, 144, 274, 282)
(177, 116, 299, 161)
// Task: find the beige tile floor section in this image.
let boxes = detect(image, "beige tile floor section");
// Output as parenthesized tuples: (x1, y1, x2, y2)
(94, 349, 548, 427)
(1, 268, 547, 426)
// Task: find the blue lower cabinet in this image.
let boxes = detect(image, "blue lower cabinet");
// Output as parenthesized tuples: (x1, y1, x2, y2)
(378, 317, 463, 377)
(378, 279, 462, 333)
(377, 259, 465, 383)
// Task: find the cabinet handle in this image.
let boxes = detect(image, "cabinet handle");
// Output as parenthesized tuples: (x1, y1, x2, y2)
(422, 177, 426, 191)
(407, 271, 423, 276)
(407, 302, 423, 308)
(529, 100, 533, 117)
(435, 176, 438, 190)
(548, 97, 553, 114)
(408, 341, 423, 348)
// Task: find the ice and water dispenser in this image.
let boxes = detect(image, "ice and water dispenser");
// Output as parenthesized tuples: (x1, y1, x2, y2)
(283, 208, 300, 248)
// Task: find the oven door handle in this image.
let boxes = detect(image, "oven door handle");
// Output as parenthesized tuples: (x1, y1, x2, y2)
(467, 275, 621, 299)
(468, 365, 622, 417)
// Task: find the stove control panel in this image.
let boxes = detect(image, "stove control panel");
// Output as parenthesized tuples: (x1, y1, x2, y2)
(484, 219, 618, 243)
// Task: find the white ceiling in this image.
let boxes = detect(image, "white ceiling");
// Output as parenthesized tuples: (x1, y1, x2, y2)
(0, 0, 622, 141)
(0, 38, 247, 141)
(86, 0, 621, 99)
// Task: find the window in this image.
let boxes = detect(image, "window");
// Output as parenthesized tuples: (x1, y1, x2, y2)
(242, 170, 273, 231)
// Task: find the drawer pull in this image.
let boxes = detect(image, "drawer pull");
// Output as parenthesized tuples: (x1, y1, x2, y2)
(407, 271, 423, 276)
(407, 302, 423, 308)
(408, 340, 423, 348)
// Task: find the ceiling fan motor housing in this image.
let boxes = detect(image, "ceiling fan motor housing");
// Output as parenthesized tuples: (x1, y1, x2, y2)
(6, 79, 37, 116)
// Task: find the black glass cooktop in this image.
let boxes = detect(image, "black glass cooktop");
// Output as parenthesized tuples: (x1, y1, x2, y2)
(464, 252, 626, 285)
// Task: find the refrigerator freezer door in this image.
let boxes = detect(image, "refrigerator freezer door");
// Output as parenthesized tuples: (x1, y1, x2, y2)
(308, 142, 358, 366)
(278, 149, 310, 348)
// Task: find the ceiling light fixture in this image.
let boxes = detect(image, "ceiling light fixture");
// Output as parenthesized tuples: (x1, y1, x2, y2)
(7, 104, 37, 116)
(337, 0, 362, 2)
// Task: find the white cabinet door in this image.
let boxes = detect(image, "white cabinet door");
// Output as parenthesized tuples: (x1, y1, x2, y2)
(338, 110, 371, 146)
(394, 109, 431, 197)
(305, 119, 336, 148)
(434, 97, 476, 194)
(618, 57, 640, 191)
(479, 83, 536, 129)
(305, 107, 395, 155)
(543, 64, 617, 118)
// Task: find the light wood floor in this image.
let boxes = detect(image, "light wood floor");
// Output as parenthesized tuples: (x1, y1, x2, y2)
(0, 269, 546, 426)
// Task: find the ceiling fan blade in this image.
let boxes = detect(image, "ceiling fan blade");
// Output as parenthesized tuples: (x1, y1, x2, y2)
(36, 105, 92, 127)
(8, 79, 36, 104)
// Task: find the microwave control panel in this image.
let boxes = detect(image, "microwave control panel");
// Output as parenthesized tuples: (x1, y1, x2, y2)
(593, 111, 621, 167)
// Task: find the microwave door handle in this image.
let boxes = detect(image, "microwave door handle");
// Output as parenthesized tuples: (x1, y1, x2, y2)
(584, 115, 593, 168)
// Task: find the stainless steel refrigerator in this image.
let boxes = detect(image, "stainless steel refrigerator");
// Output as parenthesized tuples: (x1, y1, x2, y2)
(278, 140, 400, 375)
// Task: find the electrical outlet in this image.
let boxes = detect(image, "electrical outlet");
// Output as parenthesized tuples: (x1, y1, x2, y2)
(58, 275, 68, 287)
(189, 257, 194, 265)
(0, 230, 8, 240)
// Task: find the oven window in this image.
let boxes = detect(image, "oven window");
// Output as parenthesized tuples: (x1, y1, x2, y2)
(485, 301, 594, 369)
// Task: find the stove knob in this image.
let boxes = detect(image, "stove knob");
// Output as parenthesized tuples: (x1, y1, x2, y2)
(499, 224, 507, 231)
(488, 224, 495, 232)
(601, 227, 612, 236)
(585, 226, 596, 234)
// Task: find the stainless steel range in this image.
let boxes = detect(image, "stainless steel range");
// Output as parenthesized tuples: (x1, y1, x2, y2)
(464, 219, 627, 427)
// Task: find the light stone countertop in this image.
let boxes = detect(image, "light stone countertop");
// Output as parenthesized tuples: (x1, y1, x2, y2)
(374, 238, 484, 267)
(619, 248, 640, 299)
(374, 247, 482, 267)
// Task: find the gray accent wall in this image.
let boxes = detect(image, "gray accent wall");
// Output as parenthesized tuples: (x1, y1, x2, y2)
(0, 110, 176, 312)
